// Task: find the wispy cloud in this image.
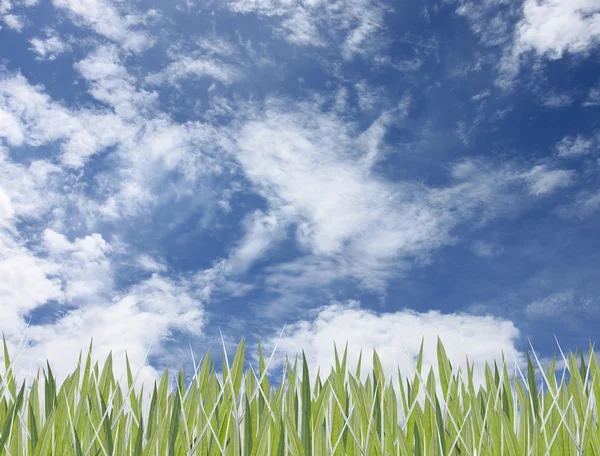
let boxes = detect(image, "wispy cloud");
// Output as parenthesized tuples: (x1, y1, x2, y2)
(540, 92, 573, 109)
(556, 134, 597, 157)
(30, 29, 71, 60)
(51, 0, 154, 52)
(220, 0, 390, 59)
(558, 189, 600, 219)
(584, 83, 600, 107)
(146, 56, 241, 86)
(136, 254, 168, 273)
(456, 0, 517, 48)
(76, 45, 158, 120)
(232, 100, 578, 300)
(524, 291, 600, 320)
(471, 240, 504, 258)
(0, 72, 133, 168)
(521, 164, 576, 196)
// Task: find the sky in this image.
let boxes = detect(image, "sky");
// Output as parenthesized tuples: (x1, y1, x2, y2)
(1, 0, 600, 417)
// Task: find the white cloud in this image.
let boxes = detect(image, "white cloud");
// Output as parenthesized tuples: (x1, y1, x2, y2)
(0, 156, 208, 397)
(472, 90, 491, 101)
(146, 56, 240, 86)
(228, 209, 287, 274)
(255, 301, 528, 424)
(496, 0, 600, 87)
(556, 134, 596, 157)
(0, 233, 64, 328)
(455, 0, 516, 47)
(584, 84, 600, 107)
(71, 46, 232, 220)
(540, 92, 573, 109)
(136, 254, 168, 272)
(3, 13, 23, 31)
(521, 165, 576, 196)
(0, 108, 24, 146)
(0, 72, 137, 169)
(145, 35, 246, 87)
(221, 0, 388, 59)
(1, 272, 207, 398)
(29, 30, 71, 60)
(0, 186, 14, 225)
(471, 240, 504, 258)
(76, 45, 158, 120)
(233, 101, 555, 296)
(355, 81, 387, 113)
(559, 189, 600, 219)
(0, 41, 237, 407)
(278, 8, 324, 47)
(0, 58, 222, 398)
(0, 148, 63, 221)
(51, 0, 153, 52)
(525, 291, 576, 318)
(0, 168, 210, 405)
(514, 0, 600, 60)
(42, 229, 114, 305)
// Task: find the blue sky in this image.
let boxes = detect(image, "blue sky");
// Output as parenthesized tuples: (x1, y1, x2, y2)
(1, 0, 600, 409)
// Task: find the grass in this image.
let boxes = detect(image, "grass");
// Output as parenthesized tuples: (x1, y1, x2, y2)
(0, 329, 599, 455)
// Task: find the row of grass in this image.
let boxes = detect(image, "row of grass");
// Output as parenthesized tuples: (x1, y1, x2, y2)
(0, 331, 599, 455)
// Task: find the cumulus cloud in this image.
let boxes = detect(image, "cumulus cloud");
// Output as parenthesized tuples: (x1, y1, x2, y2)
(42, 230, 114, 305)
(0, 148, 63, 221)
(496, 0, 600, 86)
(254, 301, 529, 424)
(514, 0, 600, 60)
(2, 13, 24, 31)
(2, 272, 207, 397)
(0, 147, 210, 396)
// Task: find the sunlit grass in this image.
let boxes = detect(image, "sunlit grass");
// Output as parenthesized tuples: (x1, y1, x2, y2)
(0, 329, 599, 455)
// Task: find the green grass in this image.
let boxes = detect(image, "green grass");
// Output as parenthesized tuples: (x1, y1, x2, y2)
(0, 330, 599, 455)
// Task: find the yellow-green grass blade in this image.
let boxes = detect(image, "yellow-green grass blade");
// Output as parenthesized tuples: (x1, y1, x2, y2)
(526, 351, 540, 423)
(1, 333, 16, 405)
(32, 408, 56, 456)
(0, 379, 25, 455)
(436, 337, 453, 409)
(284, 409, 305, 456)
(167, 388, 181, 456)
(300, 350, 312, 456)
(248, 394, 272, 456)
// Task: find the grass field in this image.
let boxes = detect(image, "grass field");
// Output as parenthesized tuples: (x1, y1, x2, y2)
(0, 332, 599, 455)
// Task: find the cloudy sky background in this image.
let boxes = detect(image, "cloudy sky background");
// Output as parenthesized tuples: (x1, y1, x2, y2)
(1, 0, 600, 417)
